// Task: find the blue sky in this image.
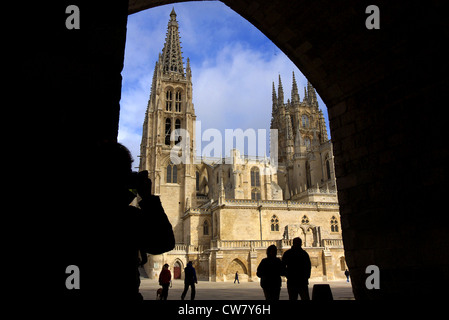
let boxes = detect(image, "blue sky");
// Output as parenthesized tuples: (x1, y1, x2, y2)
(118, 1, 329, 166)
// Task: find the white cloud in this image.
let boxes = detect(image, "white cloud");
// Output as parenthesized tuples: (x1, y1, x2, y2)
(192, 41, 308, 134)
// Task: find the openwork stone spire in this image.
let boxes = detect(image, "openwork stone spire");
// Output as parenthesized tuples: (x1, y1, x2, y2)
(161, 8, 185, 77)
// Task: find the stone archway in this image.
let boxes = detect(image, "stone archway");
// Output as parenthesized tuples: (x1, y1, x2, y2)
(28, 0, 449, 300)
(225, 258, 248, 282)
(173, 259, 184, 280)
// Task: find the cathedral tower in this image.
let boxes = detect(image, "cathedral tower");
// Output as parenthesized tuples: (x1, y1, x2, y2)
(270, 73, 335, 200)
(139, 9, 197, 243)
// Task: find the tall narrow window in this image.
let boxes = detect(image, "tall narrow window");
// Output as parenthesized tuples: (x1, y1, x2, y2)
(203, 220, 209, 235)
(174, 119, 181, 144)
(165, 118, 171, 145)
(166, 89, 172, 111)
(166, 163, 178, 183)
(173, 165, 177, 183)
(250, 167, 261, 200)
(175, 91, 182, 112)
(251, 167, 260, 187)
(271, 215, 279, 232)
(325, 155, 331, 180)
(302, 115, 309, 128)
(331, 216, 339, 232)
(166, 164, 172, 183)
(196, 171, 200, 192)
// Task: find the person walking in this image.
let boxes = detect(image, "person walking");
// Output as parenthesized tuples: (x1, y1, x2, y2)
(181, 261, 197, 300)
(344, 269, 350, 282)
(158, 264, 171, 300)
(257, 245, 285, 300)
(234, 271, 240, 284)
(282, 237, 311, 300)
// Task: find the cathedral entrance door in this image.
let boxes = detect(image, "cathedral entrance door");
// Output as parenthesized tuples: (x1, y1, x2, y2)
(174, 261, 181, 279)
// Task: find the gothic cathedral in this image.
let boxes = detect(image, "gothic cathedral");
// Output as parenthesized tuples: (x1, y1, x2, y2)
(139, 9, 345, 282)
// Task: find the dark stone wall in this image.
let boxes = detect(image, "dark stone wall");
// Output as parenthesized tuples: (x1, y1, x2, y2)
(219, 0, 449, 299)
(20, 0, 130, 298)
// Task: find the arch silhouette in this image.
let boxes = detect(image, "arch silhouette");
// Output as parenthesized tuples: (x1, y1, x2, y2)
(31, 0, 449, 300)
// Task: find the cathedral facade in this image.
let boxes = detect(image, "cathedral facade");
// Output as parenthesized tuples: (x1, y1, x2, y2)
(138, 9, 345, 282)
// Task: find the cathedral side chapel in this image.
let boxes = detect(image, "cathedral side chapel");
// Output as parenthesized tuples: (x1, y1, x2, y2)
(138, 9, 345, 281)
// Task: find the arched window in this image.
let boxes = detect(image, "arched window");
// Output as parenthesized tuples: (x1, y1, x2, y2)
(301, 215, 310, 224)
(166, 163, 177, 183)
(203, 220, 209, 235)
(251, 188, 261, 201)
(271, 215, 279, 231)
(251, 167, 260, 187)
(165, 118, 171, 145)
(325, 155, 331, 180)
(175, 91, 182, 112)
(174, 119, 181, 144)
(302, 115, 309, 128)
(250, 167, 261, 200)
(166, 89, 172, 111)
(331, 216, 339, 232)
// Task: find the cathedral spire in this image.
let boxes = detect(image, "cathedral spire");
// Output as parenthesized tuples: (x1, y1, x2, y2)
(161, 8, 185, 77)
(291, 71, 300, 103)
(307, 80, 318, 108)
(278, 74, 284, 105)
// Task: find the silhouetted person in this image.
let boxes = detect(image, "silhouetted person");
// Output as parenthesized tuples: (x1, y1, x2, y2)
(234, 271, 239, 284)
(282, 237, 311, 300)
(159, 264, 172, 300)
(181, 261, 197, 300)
(257, 245, 285, 300)
(72, 141, 175, 301)
(345, 269, 350, 282)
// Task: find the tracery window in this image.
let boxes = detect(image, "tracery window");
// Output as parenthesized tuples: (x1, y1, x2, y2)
(166, 90, 172, 111)
(175, 91, 182, 112)
(166, 162, 177, 183)
(271, 215, 279, 232)
(250, 167, 261, 200)
(251, 167, 260, 187)
(301, 215, 310, 224)
(331, 216, 339, 232)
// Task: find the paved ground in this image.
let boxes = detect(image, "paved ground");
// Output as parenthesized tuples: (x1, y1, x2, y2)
(139, 278, 354, 300)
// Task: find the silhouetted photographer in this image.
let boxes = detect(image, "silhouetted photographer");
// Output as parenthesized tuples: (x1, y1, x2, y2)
(68, 142, 175, 301)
